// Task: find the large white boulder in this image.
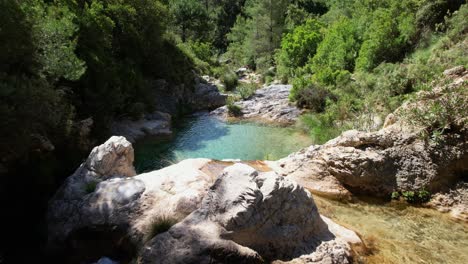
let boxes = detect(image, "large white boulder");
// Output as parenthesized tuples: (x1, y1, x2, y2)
(139, 164, 360, 264)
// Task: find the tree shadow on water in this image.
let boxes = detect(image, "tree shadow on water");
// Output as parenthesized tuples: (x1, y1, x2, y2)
(134, 114, 230, 172)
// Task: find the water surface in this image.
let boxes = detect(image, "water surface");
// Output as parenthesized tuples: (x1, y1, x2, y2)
(134, 113, 312, 172)
(134, 113, 468, 264)
(315, 196, 468, 264)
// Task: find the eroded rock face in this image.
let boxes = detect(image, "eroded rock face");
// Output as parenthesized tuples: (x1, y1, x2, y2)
(191, 81, 227, 110)
(211, 85, 302, 124)
(270, 71, 468, 200)
(139, 164, 360, 264)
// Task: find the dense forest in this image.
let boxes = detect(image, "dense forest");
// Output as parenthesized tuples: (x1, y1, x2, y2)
(0, 0, 467, 263)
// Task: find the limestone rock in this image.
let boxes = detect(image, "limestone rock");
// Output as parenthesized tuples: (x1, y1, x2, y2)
(271, 73, 468, 199)
(111, 111, 172, 143)
(428, 182, 468, 222)
(443, 65, 466, 76)
(47, 136, 217, 263)
(211, 85, 302, 124)
(191, 81, 227, 110)
(85, 136, 137, 178)
(139, 164, 360, 264)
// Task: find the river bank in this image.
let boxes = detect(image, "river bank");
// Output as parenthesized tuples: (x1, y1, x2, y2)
(46, 67, 467, 263)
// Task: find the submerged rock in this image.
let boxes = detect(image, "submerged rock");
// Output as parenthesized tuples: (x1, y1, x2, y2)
(211, 84, 302, 124)
(428, 182, 468, 222)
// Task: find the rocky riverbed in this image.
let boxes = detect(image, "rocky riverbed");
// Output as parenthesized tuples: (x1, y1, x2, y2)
(47, 67, 468, 263)
(211, 85, 303, 124)
(267, 67, 468, 221)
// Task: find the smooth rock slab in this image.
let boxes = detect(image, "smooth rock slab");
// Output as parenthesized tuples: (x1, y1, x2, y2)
(139, 164, 360, 264)
(47, 137, 218, 263)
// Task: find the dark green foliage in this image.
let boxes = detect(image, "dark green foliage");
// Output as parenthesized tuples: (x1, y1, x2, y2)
(0, 2, 198, 261)
(310, 17, 359, 85)
(0, 0, 35, 74)
(84, 181, 99, 194)
(276, 19, 323, 81)
(291, 78, 332, 112)
(394, 190, 432, 204)
(416, 0, 465, 32)
(170, 0, 211, 42)
(226, 0, 290, 71)
(227, 96, 243, 117)
(221, 70, 239, 91)
(227, 104, 243, 117)
(237, 83, 257, 100)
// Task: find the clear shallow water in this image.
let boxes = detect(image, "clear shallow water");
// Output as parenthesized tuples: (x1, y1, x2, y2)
(134, 113, 312, 172)
(315, 196, 468, 264)
(134, 113, 468, 264)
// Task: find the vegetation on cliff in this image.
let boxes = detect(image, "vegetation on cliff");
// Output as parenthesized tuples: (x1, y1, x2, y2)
(1, 0, 467, 263)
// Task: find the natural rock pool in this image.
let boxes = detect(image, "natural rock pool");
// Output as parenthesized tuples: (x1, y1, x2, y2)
(134, 113, 312, 172)
(133, 113, 468, 264)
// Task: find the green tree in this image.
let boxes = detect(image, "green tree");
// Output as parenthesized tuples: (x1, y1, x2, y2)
(226, 0, 290, 71)
(310, 17, 359, 85)
(276, 18, 323, 80)
(30, 2, 86, 81)
(170, 0, 210, 42)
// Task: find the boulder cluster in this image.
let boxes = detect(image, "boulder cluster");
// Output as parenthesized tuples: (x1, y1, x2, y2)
(48, 137, 360, 264)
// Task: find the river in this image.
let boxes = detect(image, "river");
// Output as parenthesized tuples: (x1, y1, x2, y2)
(133, 113, 468, 264)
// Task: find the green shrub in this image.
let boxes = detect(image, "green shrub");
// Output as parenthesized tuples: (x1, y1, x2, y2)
(401, 85, 468, 141)
(417, 189, 431, 203)
(296, 86, 332, 112)
(393, 189, 432, 204)
(310, 17, 359, 85)
(227, 104, 242, 117)
(148, 215, 177, 240)
(391, 191, 400, 200)
(226, 96, 242, 117)
(278, 19, 323, 72)
(221, 70, 238, 91)
(237, 83, 257, 100)
(299, 114, 342, 144)
(402, 191, 416, 203)
(84, 181, 98, 194)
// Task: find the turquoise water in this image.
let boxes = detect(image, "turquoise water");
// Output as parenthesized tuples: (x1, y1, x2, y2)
(133, 113, 468, 264)
(134, 113, 312, 173)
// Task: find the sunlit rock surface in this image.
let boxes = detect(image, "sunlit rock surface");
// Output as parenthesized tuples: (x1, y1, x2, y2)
(211, 84, 302, 124)
(139, 163, 360, 264)
(48, 138, 360, 263)
(270, 70, 468, 203)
